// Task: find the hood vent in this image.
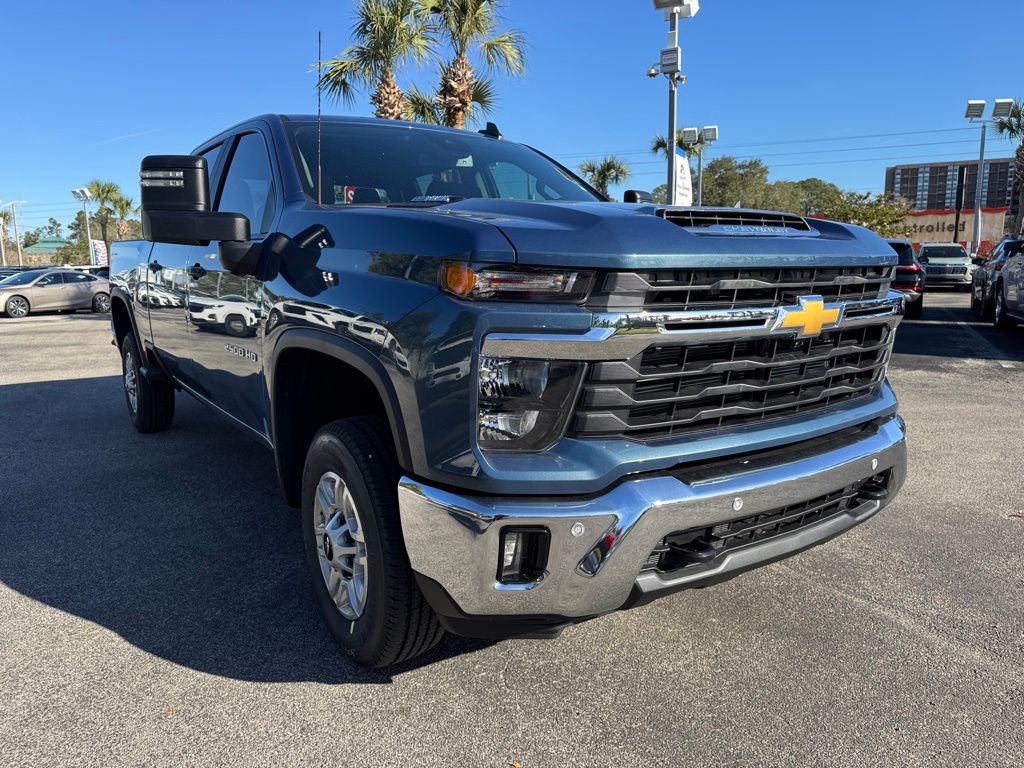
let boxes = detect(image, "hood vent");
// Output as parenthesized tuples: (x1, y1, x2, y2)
(659, 208, 812, 234)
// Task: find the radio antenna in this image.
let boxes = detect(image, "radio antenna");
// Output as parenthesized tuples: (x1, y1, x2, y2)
(316, 29, 323, 205)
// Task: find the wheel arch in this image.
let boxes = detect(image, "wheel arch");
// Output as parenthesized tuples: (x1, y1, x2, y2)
(268, 328, 413, 508)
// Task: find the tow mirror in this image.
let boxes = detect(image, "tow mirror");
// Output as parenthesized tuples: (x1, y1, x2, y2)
(140, 155, 249, 247)
(623, 190, 653, 204)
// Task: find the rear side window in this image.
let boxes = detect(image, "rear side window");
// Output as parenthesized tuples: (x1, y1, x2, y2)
(217, 133, 277, 236)
(67, 272, 96, 283)
(891, 243, 914, 265)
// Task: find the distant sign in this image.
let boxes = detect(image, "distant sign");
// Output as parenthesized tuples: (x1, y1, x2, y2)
(90, 240, 108, 266)
(673, 148, 693, 206)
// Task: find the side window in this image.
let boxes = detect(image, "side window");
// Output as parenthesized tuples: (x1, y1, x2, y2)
(67, 272, 94, 283)
(37, 273, 61, 286)
(217, 133, 277, 236)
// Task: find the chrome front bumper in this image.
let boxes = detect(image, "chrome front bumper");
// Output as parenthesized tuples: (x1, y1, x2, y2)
(398, 414, 907, 619)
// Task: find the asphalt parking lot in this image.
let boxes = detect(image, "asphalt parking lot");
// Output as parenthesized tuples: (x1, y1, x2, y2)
(1, 291, 1023, 767)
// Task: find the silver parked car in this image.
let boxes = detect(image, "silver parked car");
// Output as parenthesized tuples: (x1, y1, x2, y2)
(916, 243, 974, 290)
(0, 268, 111, 318)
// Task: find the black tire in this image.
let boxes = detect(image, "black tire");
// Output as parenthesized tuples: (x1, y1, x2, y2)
(905, 297, 923, 319)
(4, 295, 30, 318)
(224, 314, 246, 337)
(970, 291, 982, 314)
(301, 416, 443, 668)
(121, 332, 175, 433)
(993, 284, 1016, 330)
(92, 292, 111, 313)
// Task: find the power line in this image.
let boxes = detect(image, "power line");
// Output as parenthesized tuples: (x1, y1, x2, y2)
(552, 125, 1010, 161)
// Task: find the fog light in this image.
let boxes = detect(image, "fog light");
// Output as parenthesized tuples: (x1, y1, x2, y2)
(497, 527, 551, 584)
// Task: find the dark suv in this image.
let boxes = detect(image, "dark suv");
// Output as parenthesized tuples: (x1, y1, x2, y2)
(887, 238, 923, 319)
(108, 114, 908, 667)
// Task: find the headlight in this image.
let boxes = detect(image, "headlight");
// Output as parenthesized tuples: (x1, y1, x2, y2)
(477, 357, 583, 451)
(442, 262, 594, 303)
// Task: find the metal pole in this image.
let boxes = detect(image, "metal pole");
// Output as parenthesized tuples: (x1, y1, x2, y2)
(0, 218, 6, 267)
(971, 122, 986, 255)
(11, 204, 22, 266)
(697, 146, 704, 206)
(666, 9, 678, 205)
(82, 200, 94, 264)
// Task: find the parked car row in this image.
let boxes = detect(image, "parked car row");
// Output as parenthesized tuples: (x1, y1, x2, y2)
(0, 267, 110, 317)
(970, 235, 1024, 328)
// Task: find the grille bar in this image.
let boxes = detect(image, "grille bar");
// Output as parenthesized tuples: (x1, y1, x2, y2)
(590, 266, 893, 312)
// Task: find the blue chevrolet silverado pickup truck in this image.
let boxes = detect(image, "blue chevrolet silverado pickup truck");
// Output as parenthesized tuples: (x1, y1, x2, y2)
(109, 114, 907, 667)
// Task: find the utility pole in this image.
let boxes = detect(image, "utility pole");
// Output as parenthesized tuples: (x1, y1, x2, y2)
(652, 1, 699, 205)
(11, 203, 22, 266)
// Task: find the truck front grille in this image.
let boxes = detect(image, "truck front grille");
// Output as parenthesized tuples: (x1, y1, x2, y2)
(641, 470, 892, 573)
(924, 265, 968, 276)
(588, 265, 892, 312)
(569, 323, 891, 440)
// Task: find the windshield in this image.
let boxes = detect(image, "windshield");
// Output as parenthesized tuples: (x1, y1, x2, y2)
(0, 270, 46, 286)
(285, 121, 601, 205)
(919, 245, 968, 260)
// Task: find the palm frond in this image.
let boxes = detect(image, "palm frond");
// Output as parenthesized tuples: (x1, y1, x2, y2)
(467, 76, 496, 117)
(406, 85, 444, 124)
(479, 30, 525, 74)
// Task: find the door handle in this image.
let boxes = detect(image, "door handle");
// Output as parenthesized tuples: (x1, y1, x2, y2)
(149, 261, 163, 272)
(188, 263, 207, 280)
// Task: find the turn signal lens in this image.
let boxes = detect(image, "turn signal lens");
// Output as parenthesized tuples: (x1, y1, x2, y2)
(441, 262, 594, 303)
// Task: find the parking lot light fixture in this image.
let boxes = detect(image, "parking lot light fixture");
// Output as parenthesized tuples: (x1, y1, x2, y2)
(72, 188, 95, 264)
(964, 99, 1013, 255)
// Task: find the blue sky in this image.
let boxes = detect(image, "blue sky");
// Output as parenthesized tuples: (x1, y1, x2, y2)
(2, 0, 1021, 233)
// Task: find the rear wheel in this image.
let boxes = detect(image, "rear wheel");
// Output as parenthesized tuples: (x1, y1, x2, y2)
(301, 417, 443, 668)
(993, 285, 1016, 330)
(121, 332, 175, 432)
(92, 292, 111, 313)
(5, 295, 30, 318)
(905, 296, 923, 319)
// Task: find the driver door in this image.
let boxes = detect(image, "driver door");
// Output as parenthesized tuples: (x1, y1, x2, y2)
(29, 272, 68, 310)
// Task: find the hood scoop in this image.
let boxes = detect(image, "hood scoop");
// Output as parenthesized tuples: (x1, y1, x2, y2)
(659, 207, 814, 236)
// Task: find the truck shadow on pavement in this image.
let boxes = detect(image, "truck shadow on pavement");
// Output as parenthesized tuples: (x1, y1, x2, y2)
(0, 375, 492, 684)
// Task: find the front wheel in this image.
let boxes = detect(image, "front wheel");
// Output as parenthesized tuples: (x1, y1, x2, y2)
(92, 292, 111, 313)
(224, 314, 247, 337)
(121, 332, 175, 432)
(5, 295, 30, 318)
(301, 417, 443, 668)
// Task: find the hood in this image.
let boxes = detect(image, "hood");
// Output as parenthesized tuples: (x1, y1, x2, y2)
(422, 199, 896, 269)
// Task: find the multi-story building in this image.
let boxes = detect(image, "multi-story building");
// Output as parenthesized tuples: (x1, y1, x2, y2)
(884, 158, 1017, 253)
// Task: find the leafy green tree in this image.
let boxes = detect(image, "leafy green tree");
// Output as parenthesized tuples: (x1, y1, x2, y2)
(22, 228, 41, 249)
(426, 0, 525, 129)
(579, 156, 630, 199)
(405, 76, 494, 125)
(816, 191, 910, 237)
(701, 157, 770, 208)
(993, 98, 1024, 234)
(319, 0, 432, 120)
(41, 217, 63, 239)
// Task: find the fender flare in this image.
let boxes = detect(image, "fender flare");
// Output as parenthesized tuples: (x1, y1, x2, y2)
(109, 286, 145, 352)
(267, 327, 413, 473)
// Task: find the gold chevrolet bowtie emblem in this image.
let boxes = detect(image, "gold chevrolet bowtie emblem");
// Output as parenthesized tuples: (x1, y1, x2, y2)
(779, 295, 840, 337)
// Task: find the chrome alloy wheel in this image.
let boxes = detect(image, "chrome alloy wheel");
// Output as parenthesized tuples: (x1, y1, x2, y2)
(313, 471, 369, 620)
(93, 293, 110, 312)
(6, 296, 28, 318)
(123, 348, 139, 414)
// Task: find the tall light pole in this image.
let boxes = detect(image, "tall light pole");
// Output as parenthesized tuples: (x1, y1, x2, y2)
(652, 0, 699, 205)
(72, 188, 94, 264)
(683, 125, 718, 205)
(0, 201, 6, 267)
(1, 201, 26, 266)
(965, 98, 1013, 255)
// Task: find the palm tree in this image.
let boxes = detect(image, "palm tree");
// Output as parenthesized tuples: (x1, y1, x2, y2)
(86, 180, 122, 248)
(112, 195, 138, 241)
(650, 129, 703, 159)
(318, 0, 431, 120)
(427, 0, 525, 129)
(406, 76, 494, 124)
(993, 99, 1024, 234)
(579, 157, 631, 199)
